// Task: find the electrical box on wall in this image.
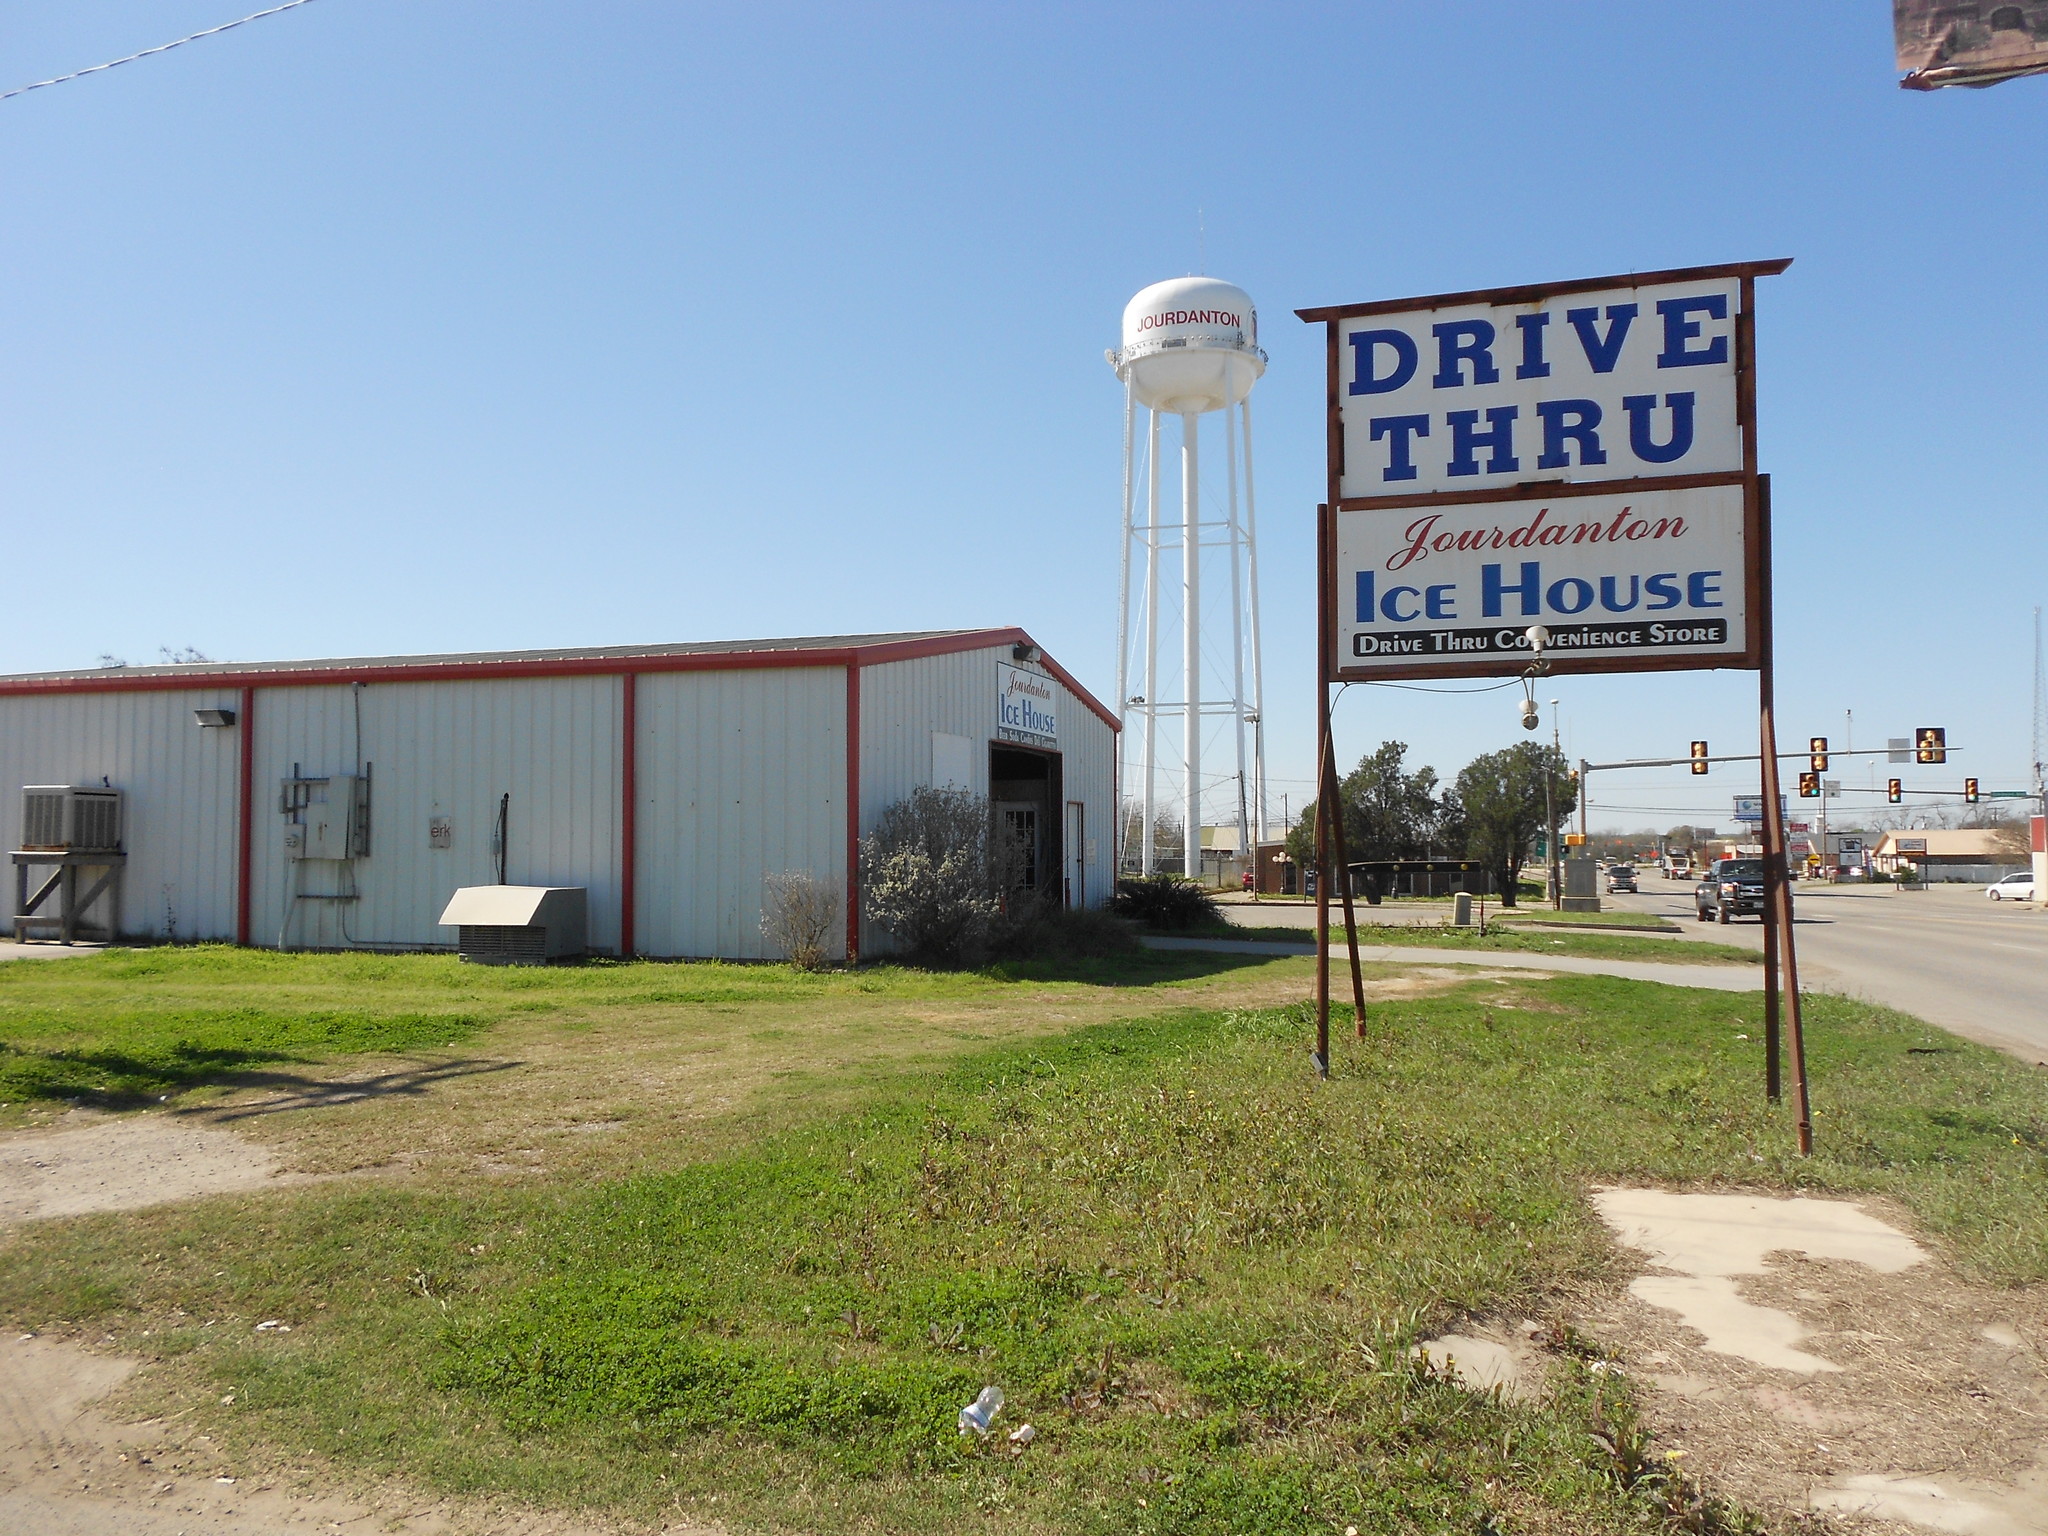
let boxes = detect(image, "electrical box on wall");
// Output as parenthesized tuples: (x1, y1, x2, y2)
(280, 771, 372, 860)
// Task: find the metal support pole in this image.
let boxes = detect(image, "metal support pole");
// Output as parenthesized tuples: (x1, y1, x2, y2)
(1321, 724, 1369, 1037)
(1312, 504, 1332, 1077)
(1182, 411, 1201, 880)
(1755, 475, 1812, 1151)
(1241, 396, 1268, 845)
(1141, 409, 1161, 875)
(1225, 397, 1250, 865)
(1114, 381, 1135, 873)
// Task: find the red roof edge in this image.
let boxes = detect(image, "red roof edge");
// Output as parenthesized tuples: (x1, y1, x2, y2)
(0, 629, 1123, 733)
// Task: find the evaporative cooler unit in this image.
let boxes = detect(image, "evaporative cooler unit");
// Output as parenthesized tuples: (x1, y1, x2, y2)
(20, 786, 124, 851)
(437, 886, 587, 965)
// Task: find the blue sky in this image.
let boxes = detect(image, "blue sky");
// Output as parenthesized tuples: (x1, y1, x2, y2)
(3, 2, 2042, 834)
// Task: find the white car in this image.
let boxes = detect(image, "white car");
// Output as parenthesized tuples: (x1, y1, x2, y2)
(1986, 872, 2036, 901)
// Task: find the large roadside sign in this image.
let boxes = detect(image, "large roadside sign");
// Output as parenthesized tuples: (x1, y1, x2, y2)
(1299, 260, 1789, 682)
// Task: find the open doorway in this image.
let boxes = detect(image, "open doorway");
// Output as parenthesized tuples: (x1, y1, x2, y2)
(989, 744, 1064, 905)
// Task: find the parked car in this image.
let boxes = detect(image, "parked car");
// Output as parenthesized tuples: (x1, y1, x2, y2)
(1696, 858, 1776, 923)
(1606, 865, 1638, 893)
(1986, 872, 2036, 901)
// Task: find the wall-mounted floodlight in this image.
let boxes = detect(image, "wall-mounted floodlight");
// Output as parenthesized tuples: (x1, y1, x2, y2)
(193, 707, 237, 728)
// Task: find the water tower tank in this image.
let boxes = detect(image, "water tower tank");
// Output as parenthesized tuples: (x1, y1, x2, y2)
(1111, 277, 1266, 414)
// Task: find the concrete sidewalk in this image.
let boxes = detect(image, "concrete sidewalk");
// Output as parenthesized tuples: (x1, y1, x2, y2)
(1138, 934, 1761, 991)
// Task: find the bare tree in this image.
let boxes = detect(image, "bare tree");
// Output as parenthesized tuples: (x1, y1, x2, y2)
(760, 871, 841, 970)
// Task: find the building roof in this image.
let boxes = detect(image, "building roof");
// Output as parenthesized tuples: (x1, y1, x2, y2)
(0, 628, 1119, 731)
(1871, 828, 2017, 858)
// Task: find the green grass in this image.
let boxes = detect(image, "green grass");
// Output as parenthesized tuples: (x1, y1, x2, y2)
(1, 958, 2043, 1534)
(1496, 910, 1682, 932)
(1184, 922, 1757, 965)
(0, 944, 1254, 1112)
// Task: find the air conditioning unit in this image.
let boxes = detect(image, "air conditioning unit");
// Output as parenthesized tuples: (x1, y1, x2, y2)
(19, 786, 123, 852)
(437, 886, 587, 965)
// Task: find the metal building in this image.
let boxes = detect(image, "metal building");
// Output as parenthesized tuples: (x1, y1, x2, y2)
(0, 630, 1116, 960)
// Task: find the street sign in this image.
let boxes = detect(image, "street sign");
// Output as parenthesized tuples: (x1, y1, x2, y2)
(1304, 259, 1788, 681)
(1888, 737, 1910, 764)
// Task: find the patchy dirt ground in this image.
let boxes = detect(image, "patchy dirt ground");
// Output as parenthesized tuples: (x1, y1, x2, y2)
(1581, 1188, 2048, 1535)
(0, 1331, 704, 1536)
(0, 1112, 306, 1226)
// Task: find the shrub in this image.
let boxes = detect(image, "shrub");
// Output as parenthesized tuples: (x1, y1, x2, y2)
(860, 787, 1024, 965)
(994, 904, 1139, 964)
(1111, 873, 1221, 930)
(760, 871, 840, 970)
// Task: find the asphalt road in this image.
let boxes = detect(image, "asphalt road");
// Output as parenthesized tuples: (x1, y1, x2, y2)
(1603, 874, 2048, 1065)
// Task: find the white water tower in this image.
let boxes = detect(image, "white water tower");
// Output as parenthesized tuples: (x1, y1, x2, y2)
(1108, 277, 1268, 879)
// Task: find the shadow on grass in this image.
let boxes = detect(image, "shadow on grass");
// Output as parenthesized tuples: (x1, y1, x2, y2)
(201, 1056, 524, 1121)
(0, 1038, 520, 1114)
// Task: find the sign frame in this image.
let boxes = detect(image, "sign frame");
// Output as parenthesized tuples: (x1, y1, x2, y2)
(1301, 259, 1790, 685)
(1296, 257, 1813, 1156)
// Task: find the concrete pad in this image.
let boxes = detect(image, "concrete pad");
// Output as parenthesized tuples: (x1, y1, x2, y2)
(1594, 1188, 1926, 1374)
(1812, 1470, 2048, 1536)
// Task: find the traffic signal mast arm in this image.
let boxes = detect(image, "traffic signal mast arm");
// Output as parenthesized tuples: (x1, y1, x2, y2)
(1581, 745, 1966, 772)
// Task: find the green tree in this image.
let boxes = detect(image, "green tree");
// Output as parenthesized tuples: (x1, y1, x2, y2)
(1281, 741, 1448, 885)
(1452, 743, 1578, 907)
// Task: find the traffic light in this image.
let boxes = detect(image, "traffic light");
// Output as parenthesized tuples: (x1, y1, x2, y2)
(1915, 726, 1947, 764)
(1888, 778, 1903, 804)
(1798, 771, 1820, 798)
(1809, 736, 1829, 772)
(1964, 778, 1980, 804)
(1689, 740, 1709, 775)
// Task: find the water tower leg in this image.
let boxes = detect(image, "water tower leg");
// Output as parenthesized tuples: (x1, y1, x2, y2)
(1183, 410, 1201, 881)
(1241, 396, 1268, 845)
(1141, 408, 1161, 876)
(1226, 399, 1249, 868)
(1115, 383, 1135, 874)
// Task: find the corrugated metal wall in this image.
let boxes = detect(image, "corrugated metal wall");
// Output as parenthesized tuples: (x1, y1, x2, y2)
(858, 645, 1116, 953)
(2, 646, 1112, 959)
(635, 667, 846, 960)
(0, 689, 243, 940)
(247, 678, 624, 953)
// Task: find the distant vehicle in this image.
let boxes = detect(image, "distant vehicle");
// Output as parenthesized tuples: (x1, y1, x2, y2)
(1606, 865, 1638, 893)
(1986, 872, 2036, 901)
(1696, 858, 1775, 923)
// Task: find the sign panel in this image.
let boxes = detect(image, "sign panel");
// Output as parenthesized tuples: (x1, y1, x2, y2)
(1897, 0, 2048, 90)
(1333, 483, 1750, 675)
(1330, 277, 1742, 500)
(1733, 795, 1788, 824)
(1896, 837, 1928, 854)
(1301, 260, 1786, 683)
(996, 662, 1057, 745)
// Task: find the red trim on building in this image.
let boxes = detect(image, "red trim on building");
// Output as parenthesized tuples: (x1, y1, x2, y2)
(845, 662, 861, 964)
(0, 629, 1123, 733)
(235, 685, 255, 946)
(620, 672, 638, 959)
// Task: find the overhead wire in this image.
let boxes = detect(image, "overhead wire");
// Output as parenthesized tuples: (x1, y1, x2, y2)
(1, 0, 320, 103)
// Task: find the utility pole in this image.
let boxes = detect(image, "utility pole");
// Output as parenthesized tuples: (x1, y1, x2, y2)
(2034, 607, 2044, 812)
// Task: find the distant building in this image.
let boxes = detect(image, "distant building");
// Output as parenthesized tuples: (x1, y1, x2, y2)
(1870, 828, 2027, 883)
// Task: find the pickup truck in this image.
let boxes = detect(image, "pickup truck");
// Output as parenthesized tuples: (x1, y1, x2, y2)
(1695, 858, 1779, 923)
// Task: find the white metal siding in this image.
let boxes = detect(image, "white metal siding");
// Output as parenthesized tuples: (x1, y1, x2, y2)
(247, 678, 623, 952)
(857, 646, 1117, 948)
(635, 667, 847, 960)
(0, 690, 242, 940)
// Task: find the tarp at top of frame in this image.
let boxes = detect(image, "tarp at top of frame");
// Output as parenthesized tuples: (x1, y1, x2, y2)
(1897, 0, 2048, 90)
(1298, 260, 1790, 682)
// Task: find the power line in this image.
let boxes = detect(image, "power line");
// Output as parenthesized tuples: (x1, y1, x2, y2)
(1, 0, 320, 103)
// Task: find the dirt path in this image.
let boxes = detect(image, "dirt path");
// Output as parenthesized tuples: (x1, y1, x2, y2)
(0, 1331, 708, 1535)
(0, 1112, 304, 1226)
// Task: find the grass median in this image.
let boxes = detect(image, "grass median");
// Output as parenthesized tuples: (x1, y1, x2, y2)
(1187, 922, 1757, 965)
(0, 950, 2041, 1535)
